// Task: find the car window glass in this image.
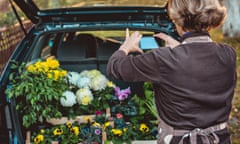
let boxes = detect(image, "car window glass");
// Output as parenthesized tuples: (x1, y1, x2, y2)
(32, 0, 167, 10)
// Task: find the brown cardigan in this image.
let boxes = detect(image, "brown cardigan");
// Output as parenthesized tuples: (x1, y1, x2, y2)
(107, 32, 236, 130)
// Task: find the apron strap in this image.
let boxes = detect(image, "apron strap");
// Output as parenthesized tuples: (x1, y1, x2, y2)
(157, 116, 227, 144)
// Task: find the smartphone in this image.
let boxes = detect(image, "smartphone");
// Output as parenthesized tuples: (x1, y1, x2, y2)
(139, 36, 162, 50)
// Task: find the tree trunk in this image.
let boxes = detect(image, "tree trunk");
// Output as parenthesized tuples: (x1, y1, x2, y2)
(222, 0, 240, 38)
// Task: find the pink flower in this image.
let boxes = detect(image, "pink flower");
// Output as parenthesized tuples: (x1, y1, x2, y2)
(95, 110, 102, 115)
(114, 86, 131, 101)
(116, 113, 123, 119)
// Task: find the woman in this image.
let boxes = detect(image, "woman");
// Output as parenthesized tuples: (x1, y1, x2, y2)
(107, 0, 236, 144)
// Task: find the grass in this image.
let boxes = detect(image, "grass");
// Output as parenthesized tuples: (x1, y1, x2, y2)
(210, 28, 240, 143)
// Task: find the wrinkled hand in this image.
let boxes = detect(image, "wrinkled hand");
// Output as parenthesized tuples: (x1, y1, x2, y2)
(119, 28, 143, 54)
(154, 33, 180, 48)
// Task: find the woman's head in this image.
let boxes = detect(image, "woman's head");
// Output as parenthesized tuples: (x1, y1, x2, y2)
(168, 0, 226, 32)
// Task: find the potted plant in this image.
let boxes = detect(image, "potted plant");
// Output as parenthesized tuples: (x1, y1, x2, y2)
(5, 57, 68, 128)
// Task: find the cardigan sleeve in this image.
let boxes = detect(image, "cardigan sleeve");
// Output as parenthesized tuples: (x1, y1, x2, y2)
(106, 50, 165, 83)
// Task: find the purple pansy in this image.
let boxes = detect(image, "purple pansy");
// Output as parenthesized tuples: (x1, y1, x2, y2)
(94, 129, 101, 135)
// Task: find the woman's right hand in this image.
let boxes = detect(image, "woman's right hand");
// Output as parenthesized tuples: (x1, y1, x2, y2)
(154, 33, 180, 48)
(119, 28, 143, 55)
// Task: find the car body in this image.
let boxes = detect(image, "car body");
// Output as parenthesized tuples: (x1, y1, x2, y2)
(0, 0, 179, 143)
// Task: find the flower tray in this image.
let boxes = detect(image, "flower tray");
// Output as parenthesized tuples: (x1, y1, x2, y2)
(103, 140, 157, 144)
(46, 115, 96, 125)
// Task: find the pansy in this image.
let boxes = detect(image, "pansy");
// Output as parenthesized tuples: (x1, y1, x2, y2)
(94, 129, 101, 135)
(66, 122, 72, 128)
(84, 116, 91, 123)
(34, 134, 44, 144)
(53, 128, 63, 136)
(139, 123, 150, 133)
(104, 121, 111, 129)
(70, 126, 80, 136)
(111, 129, 123, 136)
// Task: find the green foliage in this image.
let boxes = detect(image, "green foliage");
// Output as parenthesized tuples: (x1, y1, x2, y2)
(0, 12, 17, 27)
(5, 60, 68, 128)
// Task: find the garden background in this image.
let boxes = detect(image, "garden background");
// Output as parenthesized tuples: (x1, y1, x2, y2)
(0, 0, 240, 143)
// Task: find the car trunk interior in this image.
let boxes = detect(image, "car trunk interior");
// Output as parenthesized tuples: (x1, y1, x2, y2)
(33, 30, 148, 97)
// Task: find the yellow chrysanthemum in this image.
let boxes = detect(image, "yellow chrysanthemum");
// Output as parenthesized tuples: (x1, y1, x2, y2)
(53, 128, 63, 136)
(34, 134, 44, 144)
(46, 57, 60, 69)
(139, 123, 149, 133)
(111, 129, 123, 136)
(26, 64, 37, 72)
(70, 126, 80, 136)
(60, 70, 67, 76)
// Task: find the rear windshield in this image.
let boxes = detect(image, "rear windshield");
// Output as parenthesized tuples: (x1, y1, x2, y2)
(32, 0, 167, 10)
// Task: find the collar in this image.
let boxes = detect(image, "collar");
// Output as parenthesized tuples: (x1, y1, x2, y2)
(181, 31, 212, 44)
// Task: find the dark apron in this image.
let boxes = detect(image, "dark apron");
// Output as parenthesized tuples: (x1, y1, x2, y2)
(157, 117, 227, 144)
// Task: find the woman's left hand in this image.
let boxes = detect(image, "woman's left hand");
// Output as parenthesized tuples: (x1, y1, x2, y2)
(119, 28, 143, 55)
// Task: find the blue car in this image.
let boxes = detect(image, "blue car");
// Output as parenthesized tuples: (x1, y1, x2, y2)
(0, 0, 178, 143)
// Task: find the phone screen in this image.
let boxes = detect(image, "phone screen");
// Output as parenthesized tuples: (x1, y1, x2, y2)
(139, 36, 161, 50)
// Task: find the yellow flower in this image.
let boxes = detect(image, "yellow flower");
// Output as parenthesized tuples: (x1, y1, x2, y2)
(66, 122, 72, 128)
(107, 81, 116, 88)
(92, 122, 101, 128)
(81, 95, 92, 105)
(76, 88, 93, 105)
(46, 57, 60, 69)
(123, 127, 127, 132)
(139, 123, 149, 133)
(111, 129, 123, 136)
(34, 134, 44, 144)
(104, 121, 111, 129)
(84, 116, 91, 123)
(40, 129, 45, 134)
(53, 128, 63, 136)
(26, 64, 36, 72)
(70, 126, 80, 136)
(60, 70, 67, 77)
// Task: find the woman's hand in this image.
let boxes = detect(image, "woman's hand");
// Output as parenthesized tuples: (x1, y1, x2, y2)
(154, 33, 180, 48)
(119, 28, 143, 55)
